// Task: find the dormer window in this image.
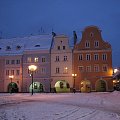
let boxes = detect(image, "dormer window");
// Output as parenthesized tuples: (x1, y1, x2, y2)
(6, 46, 11, 50)
(16, 45, 21, 50)
(35, 45, 40, 47)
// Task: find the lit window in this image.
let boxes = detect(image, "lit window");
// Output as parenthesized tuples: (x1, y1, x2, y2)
(94, 41, 99, 48)
(64, 67, 68, 73)
(78, 66, 84, 72)
(102, 54, 107, 61)
(34, 57, 38, 62)
(78, 54, 83, 60)
(85, 41, 90, 48)
(27, 57, 32, 62)
(94, 54, 99, 61)
(94, 64, 99, 72)
(86, 54, 91, 61)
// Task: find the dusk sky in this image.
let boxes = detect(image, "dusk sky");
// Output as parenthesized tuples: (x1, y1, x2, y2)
(0, 0, 120, 67)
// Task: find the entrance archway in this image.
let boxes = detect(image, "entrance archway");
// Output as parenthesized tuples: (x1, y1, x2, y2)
(8, 82, 19, 93)
(80, 80, 91, 93)
(29, 82, 44, 93)
(95, 79, 107, 92)
(55, 80, 70, 93)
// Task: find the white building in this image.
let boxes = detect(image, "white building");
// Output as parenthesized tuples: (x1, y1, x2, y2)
(51, 35, 73, 92)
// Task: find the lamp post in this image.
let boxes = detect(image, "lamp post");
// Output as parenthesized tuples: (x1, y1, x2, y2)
(72, 73, 77, 93)
(28, 65, 37, 95)
(9, 75, 14, 94)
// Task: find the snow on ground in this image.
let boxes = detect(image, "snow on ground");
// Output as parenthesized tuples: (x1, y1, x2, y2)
(0, 91, 120, 120)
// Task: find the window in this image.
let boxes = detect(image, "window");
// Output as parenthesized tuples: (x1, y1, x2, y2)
(94, 41, 99, 48)
(102, 54, 107, 60)
(94, 64, 99, 72)
(56, 56, 59, 62)
(56, 67, 60, 73)
(94, 54, 99, 61)
(42, 57, 46, 62)
(16, 45, 21, 50)
(6, 60, 9, 65)
(102, 65, 108, 72)
(64, 67, 68, 73)
(64, 56, 67, 61)
(11, 70, 14, 75)
(86, 66, 91, 72)
(16, 60, 20, 64)
(41, 67, 46, 74)
(90, 32, 94, 37)
(6, 70, 9, 76)
(78, 54, 83, 60)
(11, 60, 15, 64)
(6, 46, 11, 50)
(85, 41, 90, 48)
(27, 57, 32, 62)
(57, 46, 60, 50)
(63, 46, 66, 50)
(35, 45, 40, 47)
(16, 70, 20, 75)
(34, 57, 38, 62)
(86, 54, 91, 61)
(78, 66, 84, 72)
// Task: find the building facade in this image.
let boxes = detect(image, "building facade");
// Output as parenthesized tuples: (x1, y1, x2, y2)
(51, 35, 73, 92)
(73, 26, 113, 92)
(0, 26, 113, 93)
(0, 34, 52, 93)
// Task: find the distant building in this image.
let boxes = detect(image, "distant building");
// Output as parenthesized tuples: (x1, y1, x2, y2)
(50, 35, 73, 92)
(73, 26, 113, 92)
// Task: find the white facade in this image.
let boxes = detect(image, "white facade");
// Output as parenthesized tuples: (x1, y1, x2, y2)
(51, 35, 73, 89)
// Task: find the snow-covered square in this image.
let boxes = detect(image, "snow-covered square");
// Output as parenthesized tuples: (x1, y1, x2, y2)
(0, 91, 120, 120)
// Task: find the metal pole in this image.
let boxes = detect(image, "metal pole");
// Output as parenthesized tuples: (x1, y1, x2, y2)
(31, 71, 33, 95)
(73, 76, 76, 93)
(11, 78, 12, 94)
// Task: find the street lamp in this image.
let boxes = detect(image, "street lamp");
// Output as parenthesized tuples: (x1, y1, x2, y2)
(72, 73, 77, 93)
(9, 75, 14, 94)
(28, 65, 37, 95)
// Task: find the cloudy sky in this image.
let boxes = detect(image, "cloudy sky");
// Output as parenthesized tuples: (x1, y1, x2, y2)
(0, 0, 120, 67)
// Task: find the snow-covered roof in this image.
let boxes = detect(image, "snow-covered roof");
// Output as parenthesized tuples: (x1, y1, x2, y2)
(0, 34, 52, 56)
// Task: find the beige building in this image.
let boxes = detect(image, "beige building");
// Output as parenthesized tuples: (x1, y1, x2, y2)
(51, 35, 73, 92)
